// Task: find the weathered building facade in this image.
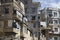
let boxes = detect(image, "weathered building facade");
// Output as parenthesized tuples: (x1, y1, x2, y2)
(0, 0, 28, 40)
(40, 7, 60, 40)
(24, 0, 41, 40)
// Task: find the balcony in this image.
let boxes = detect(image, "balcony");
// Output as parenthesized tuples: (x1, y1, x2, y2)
(49, 23, 53, 26)
(4, 27, 20, 33)
(13, 10, 23, 21)
(13, 0, 25, 15)
(1, 0, 25, 15)
(49, 31, 60, 36)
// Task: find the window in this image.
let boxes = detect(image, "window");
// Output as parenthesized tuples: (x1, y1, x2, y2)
(4, 7, 9, 14)
(5, 0, 8, 3)
(59, 19, 60, 24)
(48, 37, 52, 40)
(54, 28, 58, 32)
(49, 20, 53, 24)
(54, 37, 58, 40)
(41, 30, 45, 35)
(38, 16, 40, 19)
(54, 12, 57, 17)
(31, 16, 36, 20)
(40, 25, 43, 27)
(25, 8, 27, 13)
(32, 7, 36, 13)
(12, 22, 17, 28)
(1, 0, 13, 3)
(10, 39, 13, 40)
(54, 20, 58, 24)
(25, 16, 27, 18)
(47, 10, 52, 17)
(25, 1, 28, 5)
(59, 11, 60, 17)
(16, 0, 18, 1)
(38, 22, 40, 28)
(34, 32, 37, 37)
(13, 9, 16, 15)
(10, 0, 13, 2)
(48, 14, 52, 17)
(47, 10, 52, 14)
(1, 0, 4, 3)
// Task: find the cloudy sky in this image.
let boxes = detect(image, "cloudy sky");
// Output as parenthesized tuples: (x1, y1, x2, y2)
(33, 0, 60, 8)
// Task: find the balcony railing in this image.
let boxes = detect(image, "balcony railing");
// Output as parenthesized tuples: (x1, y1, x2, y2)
(13, 0, 25, 15)
(13, 11, 23, 21)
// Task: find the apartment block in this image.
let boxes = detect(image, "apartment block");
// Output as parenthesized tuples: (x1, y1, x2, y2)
(40, 7, 60, 40)
(0, 0, 28, 40)
(24, 0, 41, 40)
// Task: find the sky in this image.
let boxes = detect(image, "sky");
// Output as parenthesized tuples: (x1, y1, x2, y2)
(33, 0, 60, 8)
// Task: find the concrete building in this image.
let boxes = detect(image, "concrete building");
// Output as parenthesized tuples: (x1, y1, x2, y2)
(0, 0, 28, 40)
(24, 0, 41, 40)
(40, 7, 60, 40)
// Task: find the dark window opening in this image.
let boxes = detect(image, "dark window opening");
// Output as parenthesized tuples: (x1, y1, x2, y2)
(59, 19, 60, 24)
(20, 37, 24, 40)
(25, 1, 28, 5)
(54, 37, 58, 40)
(55, 28, 58, 32)
(31, 16, 35, 20)
(25, 8, 27, 13)
(13, 10, 16, 15)
(10, 39, 13, 40)
(41, 30, 45, 35)
(54, 20, 58, 24)
(1, 0, 13, 3)
(38, 16, 40, 19)
(54, 12, 57, 17)
(12, 22, 17, 28)
(49, 14, 52, 17)
(1, 0, 4, 3)
(38, 22, 40, 28)
(4, 8, 9, 14)
(16, 0, 18, 1)
(40, 25, 43, 27)
(9, 0, 13, 2)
